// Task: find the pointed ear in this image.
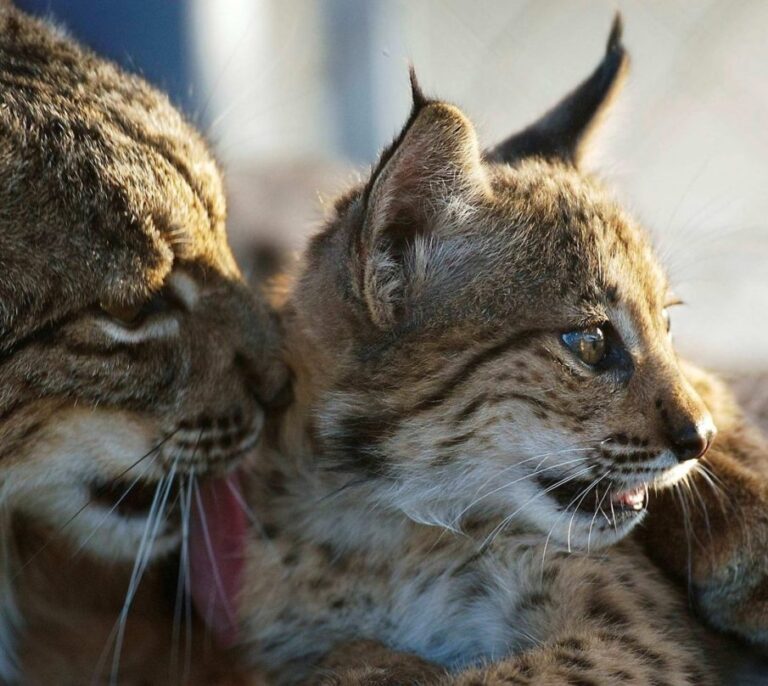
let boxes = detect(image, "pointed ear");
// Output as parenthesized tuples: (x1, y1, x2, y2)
(356, 73, 487, 329)
(487, 14, 628, 167)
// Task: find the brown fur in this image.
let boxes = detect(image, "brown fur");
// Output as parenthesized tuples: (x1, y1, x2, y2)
(0, 4, 283, 683)
(233, 17, 768, 686)
(12, 519, 266, 686)
(640, 365, 768, 646)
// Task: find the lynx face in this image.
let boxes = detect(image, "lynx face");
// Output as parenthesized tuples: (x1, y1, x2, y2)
(299, 22, 714, 550)
(0, 6, 285, 560)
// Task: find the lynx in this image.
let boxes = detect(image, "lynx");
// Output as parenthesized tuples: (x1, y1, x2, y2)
(0, 4, 284, 683)
(190, 17, 768, 685)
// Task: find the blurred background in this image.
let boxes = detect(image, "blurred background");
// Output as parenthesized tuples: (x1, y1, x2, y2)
(17, 0, 768, 372)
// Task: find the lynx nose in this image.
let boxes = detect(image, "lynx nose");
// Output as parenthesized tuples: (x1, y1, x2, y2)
(667, 417, 716, 462)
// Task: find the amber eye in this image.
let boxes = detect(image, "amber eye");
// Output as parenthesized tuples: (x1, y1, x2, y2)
(561, 326, 607, 366)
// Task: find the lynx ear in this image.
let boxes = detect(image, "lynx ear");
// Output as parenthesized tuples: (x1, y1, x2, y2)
(488, 14, 628, 166)
(357, 72, 487, 329)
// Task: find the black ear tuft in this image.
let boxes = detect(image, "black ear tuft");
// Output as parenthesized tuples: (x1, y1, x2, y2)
(408, 65, 428, 111)
(607, 12, 623, 54)
(487, 13, 628, 166)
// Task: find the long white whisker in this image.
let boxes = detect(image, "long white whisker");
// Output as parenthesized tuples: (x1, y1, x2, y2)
(697, 462, 733, 515)
(688, 472, 712, 536)
(224, 476, 259, 525)
(108, 464, 176, 686)
(697, 461, 753, 553)
(183, 474, 195, 683)
(675, 484, 695, 602)
(171, 473, 188, 683)
(92, 474, 166, 684)
(192, 479, 230, 628)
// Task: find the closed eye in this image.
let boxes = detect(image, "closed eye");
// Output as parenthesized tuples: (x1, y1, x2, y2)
(99, 290, 177, 328)
(96, 286, 185, 342)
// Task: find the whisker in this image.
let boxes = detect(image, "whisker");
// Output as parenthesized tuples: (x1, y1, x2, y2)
(566, 472, 611, 553)
(674, 484, 695, 603)
(0, 504, 20, 680)
(452, 453, 591, 527)
(694, 463, 723, 500)
(459, 442, 601, 513)
(224, 476, 258, 524)
(587, 475, 614, 554)
(111, 464, 177, 685)
(71, 467, 153, 558)
(696, 461, 752, 552)
(540, 470, 610, 579)
(697, 462, 734, 515)
(95, 460, 176, 686)
(92, 474, 166, 685)
(480, 466, 594, 551)
(113, 468, 176, 686)
(224, 476, 281, 563)
(171, 435, 203, 683)
(183, 474, 195, 684)
(192, 479, 231, 629)
(170, 473, 188, 684)
(608, 494, 617, 532)
(688, 470, 712, 538)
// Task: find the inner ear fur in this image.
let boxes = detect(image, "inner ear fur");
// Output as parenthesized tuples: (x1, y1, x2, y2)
(487, 13, 628, 167)
(356, 89, 488, 329)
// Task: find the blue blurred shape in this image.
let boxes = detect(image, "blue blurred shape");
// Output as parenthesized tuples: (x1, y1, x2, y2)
(15, 0, 198, 117)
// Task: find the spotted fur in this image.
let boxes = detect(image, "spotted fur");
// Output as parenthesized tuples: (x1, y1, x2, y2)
(236, 17, 768, 685)
(0, 4, 284, 682)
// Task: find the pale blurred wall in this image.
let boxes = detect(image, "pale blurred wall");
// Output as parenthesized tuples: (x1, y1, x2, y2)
(191, 0, 768, 371)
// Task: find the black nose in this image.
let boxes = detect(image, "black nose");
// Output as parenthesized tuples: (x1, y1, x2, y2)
(669, 419, 716, 462)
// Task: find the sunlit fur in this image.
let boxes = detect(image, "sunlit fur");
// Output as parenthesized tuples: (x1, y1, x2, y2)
(236, 21, 768, 686)
(0, 5, 284, 683)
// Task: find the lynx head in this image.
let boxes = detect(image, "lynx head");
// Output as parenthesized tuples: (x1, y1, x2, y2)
(293, 16, 714, 549)
(0, 5, 286, 559)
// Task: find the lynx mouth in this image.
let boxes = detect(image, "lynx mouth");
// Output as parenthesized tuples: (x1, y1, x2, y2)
(610, 486, 646, 511)
(542, 477, 648, 523)
(89, 475, 182, 523)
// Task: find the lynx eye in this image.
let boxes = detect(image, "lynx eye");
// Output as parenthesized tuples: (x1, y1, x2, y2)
(99, 301, 144, 326)
(99, 290, 175, 328)
(561, 326, 606, 367)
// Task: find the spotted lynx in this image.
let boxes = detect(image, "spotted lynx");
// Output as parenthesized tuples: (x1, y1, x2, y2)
(0, 4, 284, 683)
(190, 18, 768, 685)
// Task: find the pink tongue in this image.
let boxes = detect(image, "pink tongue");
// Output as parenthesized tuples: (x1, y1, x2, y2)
(189, 472, 247, 647)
